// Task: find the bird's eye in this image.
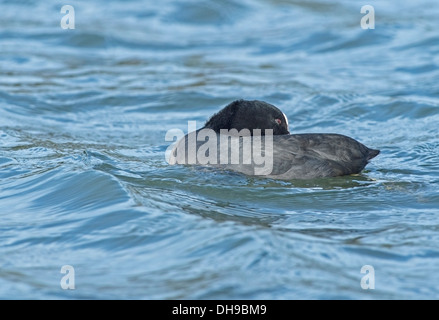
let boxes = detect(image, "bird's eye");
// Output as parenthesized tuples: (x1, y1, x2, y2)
(275, 119, 282, 125)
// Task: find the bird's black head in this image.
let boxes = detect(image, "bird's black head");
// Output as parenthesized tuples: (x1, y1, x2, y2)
(204, 100, 290, 135)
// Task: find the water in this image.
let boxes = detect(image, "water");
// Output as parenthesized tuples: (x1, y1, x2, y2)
(1, 0, 438, 299)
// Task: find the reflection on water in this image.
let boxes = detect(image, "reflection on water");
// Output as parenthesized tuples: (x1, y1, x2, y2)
(1, 0, 439, 299)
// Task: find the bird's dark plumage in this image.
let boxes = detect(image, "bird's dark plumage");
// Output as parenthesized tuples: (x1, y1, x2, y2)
(169, 100, 380, 180)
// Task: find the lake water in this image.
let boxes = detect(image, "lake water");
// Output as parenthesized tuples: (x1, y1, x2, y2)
(1, 0, 438, 299)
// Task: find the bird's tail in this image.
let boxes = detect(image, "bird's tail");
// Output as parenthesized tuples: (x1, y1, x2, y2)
(367, 148, 380, 161)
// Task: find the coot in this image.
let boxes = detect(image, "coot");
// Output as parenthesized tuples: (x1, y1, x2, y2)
(168, 100, 380, 180)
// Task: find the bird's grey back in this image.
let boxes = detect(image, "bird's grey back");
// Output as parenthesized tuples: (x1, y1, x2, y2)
(169, 132, 379, 180)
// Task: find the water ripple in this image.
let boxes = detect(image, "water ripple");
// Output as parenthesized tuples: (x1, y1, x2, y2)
(1, 0, 439, 299)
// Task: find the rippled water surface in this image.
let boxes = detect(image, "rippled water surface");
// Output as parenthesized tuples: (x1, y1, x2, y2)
(1, 0, 439, 299)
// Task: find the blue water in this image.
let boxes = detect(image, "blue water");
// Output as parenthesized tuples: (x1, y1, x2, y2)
(1, 0, 439, 299)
